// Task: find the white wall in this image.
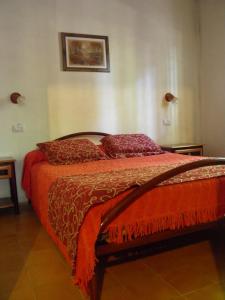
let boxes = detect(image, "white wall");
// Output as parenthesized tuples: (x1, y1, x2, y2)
(0, 0, 201, 201)
(49, 0, 201, 144)
(0, 0, 52, 200)
(199, 0, 225, 156)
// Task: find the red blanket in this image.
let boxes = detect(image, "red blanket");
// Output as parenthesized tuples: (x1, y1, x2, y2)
(21, 150, 46, 198)
(48, 158, 225, 294)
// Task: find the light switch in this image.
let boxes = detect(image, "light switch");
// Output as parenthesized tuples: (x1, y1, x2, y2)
(12, 123, 24, 133)
(162, 119, 172, 126)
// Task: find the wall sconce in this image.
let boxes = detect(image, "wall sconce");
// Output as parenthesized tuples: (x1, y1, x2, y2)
(10, 92, 25, 104)
(164, 92, 177, 103)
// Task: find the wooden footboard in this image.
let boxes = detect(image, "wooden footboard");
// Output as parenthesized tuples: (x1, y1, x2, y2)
(90, 158, 225, 300)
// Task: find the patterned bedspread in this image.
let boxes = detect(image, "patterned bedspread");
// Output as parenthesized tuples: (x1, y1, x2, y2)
(48, 158, 225, 293)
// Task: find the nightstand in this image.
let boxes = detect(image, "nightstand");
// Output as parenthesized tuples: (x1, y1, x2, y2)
(161, 143, 203, 156)
(0, 157, 19, 214)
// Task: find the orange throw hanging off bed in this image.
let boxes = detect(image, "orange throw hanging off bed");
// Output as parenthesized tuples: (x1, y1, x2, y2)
(48, 159, 225, 294)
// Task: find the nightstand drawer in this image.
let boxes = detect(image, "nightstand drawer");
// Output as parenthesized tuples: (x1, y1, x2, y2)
(0, 165, 12, 179)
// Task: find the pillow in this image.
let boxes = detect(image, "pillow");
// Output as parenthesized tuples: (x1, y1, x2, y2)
(37, 139, 108, 165)
(37, 141, 51, 152)
(100, 134, 164, 158)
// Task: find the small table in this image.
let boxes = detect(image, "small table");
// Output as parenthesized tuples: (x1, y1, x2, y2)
(161, 143, 203, 156)
(0, 157, 19, 214)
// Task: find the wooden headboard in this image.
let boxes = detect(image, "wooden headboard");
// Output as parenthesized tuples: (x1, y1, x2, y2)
(55, 131, 110, 141)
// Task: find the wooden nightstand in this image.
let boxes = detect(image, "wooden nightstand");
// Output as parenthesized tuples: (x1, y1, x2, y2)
(0, 157, 19, 214)
(161, 143, 203, 156)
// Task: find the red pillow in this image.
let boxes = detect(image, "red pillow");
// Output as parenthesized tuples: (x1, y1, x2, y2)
(37, 139, 108, 165)
(100, 134, 164, 158)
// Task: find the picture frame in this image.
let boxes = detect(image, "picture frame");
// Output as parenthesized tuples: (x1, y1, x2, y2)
(61, 32, 110, 72)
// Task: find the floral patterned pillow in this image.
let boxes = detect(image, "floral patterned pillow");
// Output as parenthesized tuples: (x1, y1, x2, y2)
(37, 139, 108, 165)
(100, 134, 164, 158)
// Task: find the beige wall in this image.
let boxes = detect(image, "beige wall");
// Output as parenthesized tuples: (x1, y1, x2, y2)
(199, 0, 225, 156)
(0, 0, 201, 201)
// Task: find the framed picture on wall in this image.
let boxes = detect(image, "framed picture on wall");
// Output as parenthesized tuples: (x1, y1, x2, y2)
(61, 32, 110, 72)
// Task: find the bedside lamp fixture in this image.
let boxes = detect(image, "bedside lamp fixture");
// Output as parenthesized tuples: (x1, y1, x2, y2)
(10, 92, 25, 104)
(164, 92, 177, 103)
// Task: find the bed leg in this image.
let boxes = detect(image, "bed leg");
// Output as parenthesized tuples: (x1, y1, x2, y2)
(89, 258, 105, 300)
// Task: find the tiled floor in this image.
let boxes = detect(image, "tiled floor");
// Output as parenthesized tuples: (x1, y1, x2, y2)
(1, 204, 225, 300)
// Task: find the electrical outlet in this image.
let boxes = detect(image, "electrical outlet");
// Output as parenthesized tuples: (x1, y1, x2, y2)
(12, 123, 24, 133)
(162, 119, 172, 126)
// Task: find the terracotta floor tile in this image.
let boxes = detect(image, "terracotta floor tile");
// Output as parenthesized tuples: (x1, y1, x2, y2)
(185, 282, 225, 300)
(102, 270, 121, 289)
(196, 256, 225, 284)
(1, 204, 225, 300)
(142, 240, 225, 295)
(159, 262, 216, 295)
(0, 235, 20, 256)
(0, 285, 36, 300)
(23, 248, 65, 268)
(109, 260, 180, 299)
(18, 235, 54, 252)
(101, 285, 136, 300)
(34, 279, 84, 300)
(0, 251, 26, 273)
(0, 268, 31, 295)
(0, 220, 19, 237)
(143, 240, 213, 275)
(18, 227, 58, 253)
(99, 270, 137, 299)
(170, 297, 187, 300)
(16, 226, 42, 241)
(27, 257, 71, 287)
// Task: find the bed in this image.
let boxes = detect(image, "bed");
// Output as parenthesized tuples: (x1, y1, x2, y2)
(22, 132, 225, 300)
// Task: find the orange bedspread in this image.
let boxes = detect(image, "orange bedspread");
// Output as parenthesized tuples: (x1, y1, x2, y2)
(22, 151, 225, 294)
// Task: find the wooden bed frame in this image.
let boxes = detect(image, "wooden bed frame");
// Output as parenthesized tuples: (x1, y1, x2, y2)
(55, 132, 225, 300)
